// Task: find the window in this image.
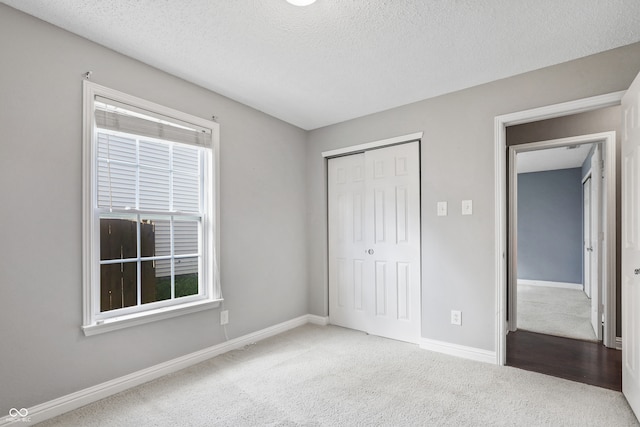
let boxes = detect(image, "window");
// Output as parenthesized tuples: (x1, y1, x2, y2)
(82, 81, 220, 335)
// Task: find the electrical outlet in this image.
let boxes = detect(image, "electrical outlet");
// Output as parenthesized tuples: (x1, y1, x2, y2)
(451, 310, 462, 326)
(220, 310, 229, 325)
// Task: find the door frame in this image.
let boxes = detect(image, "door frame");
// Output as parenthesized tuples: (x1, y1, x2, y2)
(321, 132, 424, 158)
(508, 132, 614, 341)
(322, 131, 424, 340)
(495, 91, 624, 365)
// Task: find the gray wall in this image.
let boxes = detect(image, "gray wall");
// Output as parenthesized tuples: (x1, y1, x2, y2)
(0, 5, 308, 413)
(506, 106, 621, 145)
(517, 168, 583, 283)
(307, 43, 640, 352)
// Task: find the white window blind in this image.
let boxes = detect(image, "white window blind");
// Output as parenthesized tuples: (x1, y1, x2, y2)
(95, 101, 204, 213)
(94, 96, 212, 148)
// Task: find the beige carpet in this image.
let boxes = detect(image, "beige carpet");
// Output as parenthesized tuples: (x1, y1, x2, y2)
(517, 284, 597, 342)
(36, 324, 636, 426)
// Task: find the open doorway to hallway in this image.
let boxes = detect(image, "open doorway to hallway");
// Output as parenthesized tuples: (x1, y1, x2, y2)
(515, 141, 597, 342)
(505, 105, 621, 389)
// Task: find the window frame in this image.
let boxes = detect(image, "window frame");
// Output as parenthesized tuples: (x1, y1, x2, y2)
(82, 80, 221, 336)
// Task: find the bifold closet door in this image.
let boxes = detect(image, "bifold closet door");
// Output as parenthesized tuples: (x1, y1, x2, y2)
(328, 141, 420, 343)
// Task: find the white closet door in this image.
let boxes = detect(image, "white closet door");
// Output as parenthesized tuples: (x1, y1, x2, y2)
(328, 153, 368, 333)
(328, 141, 421, 343)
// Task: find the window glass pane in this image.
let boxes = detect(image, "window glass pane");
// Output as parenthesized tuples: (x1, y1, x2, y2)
(100, 262, 137, 312)
(173, 172, 200, 212)
(100, 218, 137, 260)
(139, 167, 170, 210)
(175, 257, 199, 298)
(154, 259, 171, 279)
(174, 220, 199, 255)
(139, 139, 170, 169)
(173, 145, 200, 172)
(98, 161, 137, 209)
(140, 218, 171, 257)
(97, 133, 136, 164)
(141, 260, 171, 304)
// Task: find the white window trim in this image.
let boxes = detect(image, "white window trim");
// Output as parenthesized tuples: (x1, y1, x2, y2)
(82, 80, 221, 336)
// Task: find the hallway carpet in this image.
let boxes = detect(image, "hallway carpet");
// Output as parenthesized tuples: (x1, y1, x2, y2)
(517, 284, 597, 342)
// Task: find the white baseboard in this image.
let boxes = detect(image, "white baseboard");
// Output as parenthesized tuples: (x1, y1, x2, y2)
(419, 338, 496, 364)
(307, 314, 329, 326)
(616, 336, 622, 351)
(518, 279, 583, 290)
(3, 314, 324, 426)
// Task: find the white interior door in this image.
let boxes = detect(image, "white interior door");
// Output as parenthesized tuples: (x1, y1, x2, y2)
(328, 141, 421, 343)
(622, 70, 640, 419)
(583, 176, 592, 298)
(590, 145, 602, 340)
(364, 142, 421, 342)
(328, 153, 368, 334)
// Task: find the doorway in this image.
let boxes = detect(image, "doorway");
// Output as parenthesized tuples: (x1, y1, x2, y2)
(506, 130, 617, 388)
(512, 140, 600, 343)
(496, 72, 640, 419)
(508, 137, 616, 347)
(495, 95, 624, 367)
(325, 139, 421, 344)
(507, 130, 617, 346)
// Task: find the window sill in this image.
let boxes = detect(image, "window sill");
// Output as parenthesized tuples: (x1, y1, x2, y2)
(82, 298, 222, 336)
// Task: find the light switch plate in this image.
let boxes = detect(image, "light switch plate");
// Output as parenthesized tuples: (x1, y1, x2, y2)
(462, 200, 473, 215)
(437, 201, 448, 216)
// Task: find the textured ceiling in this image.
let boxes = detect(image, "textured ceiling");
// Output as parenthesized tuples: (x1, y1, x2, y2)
(517, 144, 593, 174)
(3, 0, 640, 130)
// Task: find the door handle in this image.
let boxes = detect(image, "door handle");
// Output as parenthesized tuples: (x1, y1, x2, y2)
(366, 249, 374, 255)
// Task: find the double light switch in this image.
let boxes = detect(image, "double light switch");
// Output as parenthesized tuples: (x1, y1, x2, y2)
(437, 200, 473, 216)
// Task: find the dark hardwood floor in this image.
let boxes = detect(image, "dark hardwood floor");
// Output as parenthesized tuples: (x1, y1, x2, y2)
(507, 330, 622, 391)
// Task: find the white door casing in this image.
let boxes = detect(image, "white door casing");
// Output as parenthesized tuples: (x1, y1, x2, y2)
(496, 92, 623, 365)
(583, 176, 592, 298)
(622, 70, 640, 419)
(590, 145, 603, 340)
(328, 141, 421, 344)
